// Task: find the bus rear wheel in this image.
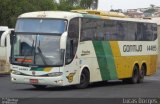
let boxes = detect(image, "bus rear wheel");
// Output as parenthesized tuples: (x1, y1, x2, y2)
(138, 65, 146, 83)
(33, 85, 47, 89)
(76, 69, 90, 89)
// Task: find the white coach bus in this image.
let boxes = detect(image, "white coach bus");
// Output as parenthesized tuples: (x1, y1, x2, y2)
(10, 10, 158, 89)
(0, 26, 13, 74)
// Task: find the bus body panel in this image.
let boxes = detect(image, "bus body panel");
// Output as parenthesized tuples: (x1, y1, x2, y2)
(77, 41, 102, 82)
(110, 40, 158, 78)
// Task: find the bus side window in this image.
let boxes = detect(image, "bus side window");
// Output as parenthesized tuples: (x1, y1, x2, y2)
(81, 18, 96, 41)
(136, 23, 143, 41)
(5, 38, 7, 46)
(0, 31, 4, 46)
(65, 18, 79, 64)
(0, 31, 8, 47)
(153, 24, 157, 40)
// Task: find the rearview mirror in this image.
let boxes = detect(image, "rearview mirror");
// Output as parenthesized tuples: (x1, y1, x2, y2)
(10, 30, 15, 45)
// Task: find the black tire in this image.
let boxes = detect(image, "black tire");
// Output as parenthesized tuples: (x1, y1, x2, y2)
(138, 65, 146, 83)
(129, 65, 139, 84)
(76, 69, 90, 89)
(123, 66, 139, 84)
(33, 85, 47, 89)
(122, 78, 130, 84)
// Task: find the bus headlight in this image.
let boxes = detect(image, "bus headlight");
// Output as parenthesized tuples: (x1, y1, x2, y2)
(11, 70, 22, 75)
(48, 72, 63, 77)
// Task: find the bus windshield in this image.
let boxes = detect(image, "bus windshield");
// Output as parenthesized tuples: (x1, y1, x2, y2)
(12, 19, 67, 66)
(15, 18, 66, 34)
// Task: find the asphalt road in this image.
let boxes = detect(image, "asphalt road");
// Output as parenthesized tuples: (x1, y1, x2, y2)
(0, 69, 160, 98)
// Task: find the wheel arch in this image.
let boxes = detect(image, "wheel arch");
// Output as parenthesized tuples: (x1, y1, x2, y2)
(78, 65, 90, 83)
(132, 62, 140, 72)
(134, 63, 140, 70)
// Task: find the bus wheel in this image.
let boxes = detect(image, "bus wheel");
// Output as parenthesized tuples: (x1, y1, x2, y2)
(138, 65, 146, 83)
(76, 69, 90, 89)
(33, 85, 47, 89)
(122, 78, 130, 84)
(129, 65, 139, 84)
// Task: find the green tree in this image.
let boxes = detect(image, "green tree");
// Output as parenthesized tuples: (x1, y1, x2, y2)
(0, 0, 57, 27)
(0, 0, 12, 26)
(0, 0, 97, 27)
(57, 0, 73, 11)
(80, 0, 98, 9)
(144, 8, 155, 13)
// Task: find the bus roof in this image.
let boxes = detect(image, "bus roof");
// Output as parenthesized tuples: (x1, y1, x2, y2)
(18, 11, 83, 20)
(18, 11, 156, 24)
(0, 26, 8, 31)
(106, 17, 156, 24)
(151, 17, 160, 25)
(71, 9, 126, 18)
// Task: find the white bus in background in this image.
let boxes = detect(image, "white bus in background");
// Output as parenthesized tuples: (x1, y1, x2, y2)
(0, 26, 13, 74)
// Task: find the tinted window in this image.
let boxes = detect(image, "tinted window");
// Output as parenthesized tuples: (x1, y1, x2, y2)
(0, 31, 4, 45)
(81, 18, 157, 41)
(152, 24, 157, 40)
(136, 23, 157, 41)
(127, 22, 137, 41)
(0, 31, 6, 46)
(0, 31, 3, 37)
(104, 20, 118, 41)
(81, 18, 96, 41)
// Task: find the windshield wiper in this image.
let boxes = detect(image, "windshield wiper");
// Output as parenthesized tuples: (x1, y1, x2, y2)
(37, 45, 47, 65)
(36, 36, 47, 65)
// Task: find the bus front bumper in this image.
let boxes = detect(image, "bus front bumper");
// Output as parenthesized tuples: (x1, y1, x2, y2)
(11, 73, 64, 86)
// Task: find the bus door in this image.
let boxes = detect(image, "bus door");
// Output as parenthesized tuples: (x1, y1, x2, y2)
(64, 18, 80, 84)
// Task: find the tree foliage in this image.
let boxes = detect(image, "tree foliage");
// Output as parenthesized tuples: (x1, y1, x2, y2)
(0, 0, 57, 27)
(0, 0, 97, 28)
(80, 0, 92, 9)
(57, 0, 98, 9)
(144, 8, 155, 13)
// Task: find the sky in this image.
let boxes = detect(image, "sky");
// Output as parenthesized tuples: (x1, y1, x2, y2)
(98, 0, 160, 11)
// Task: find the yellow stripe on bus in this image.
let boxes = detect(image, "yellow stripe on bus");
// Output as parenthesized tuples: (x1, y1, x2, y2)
(44, 67, 52, 72)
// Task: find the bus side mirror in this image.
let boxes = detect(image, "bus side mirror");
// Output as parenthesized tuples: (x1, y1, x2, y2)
(10, 30, 15, 45)
(60, 32, 67, 49)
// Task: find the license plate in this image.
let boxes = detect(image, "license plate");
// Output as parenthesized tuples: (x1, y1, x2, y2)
(30, 79, 38, 84)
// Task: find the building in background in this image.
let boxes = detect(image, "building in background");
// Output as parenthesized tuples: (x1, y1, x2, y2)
(125, 5, 160, 18)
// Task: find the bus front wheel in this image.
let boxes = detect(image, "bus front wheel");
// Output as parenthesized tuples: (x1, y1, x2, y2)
(123, 65, 139, 84)
(76, 69, 90, 89)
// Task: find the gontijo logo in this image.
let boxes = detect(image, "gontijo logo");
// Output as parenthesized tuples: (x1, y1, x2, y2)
(123, 45, 142, 52)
